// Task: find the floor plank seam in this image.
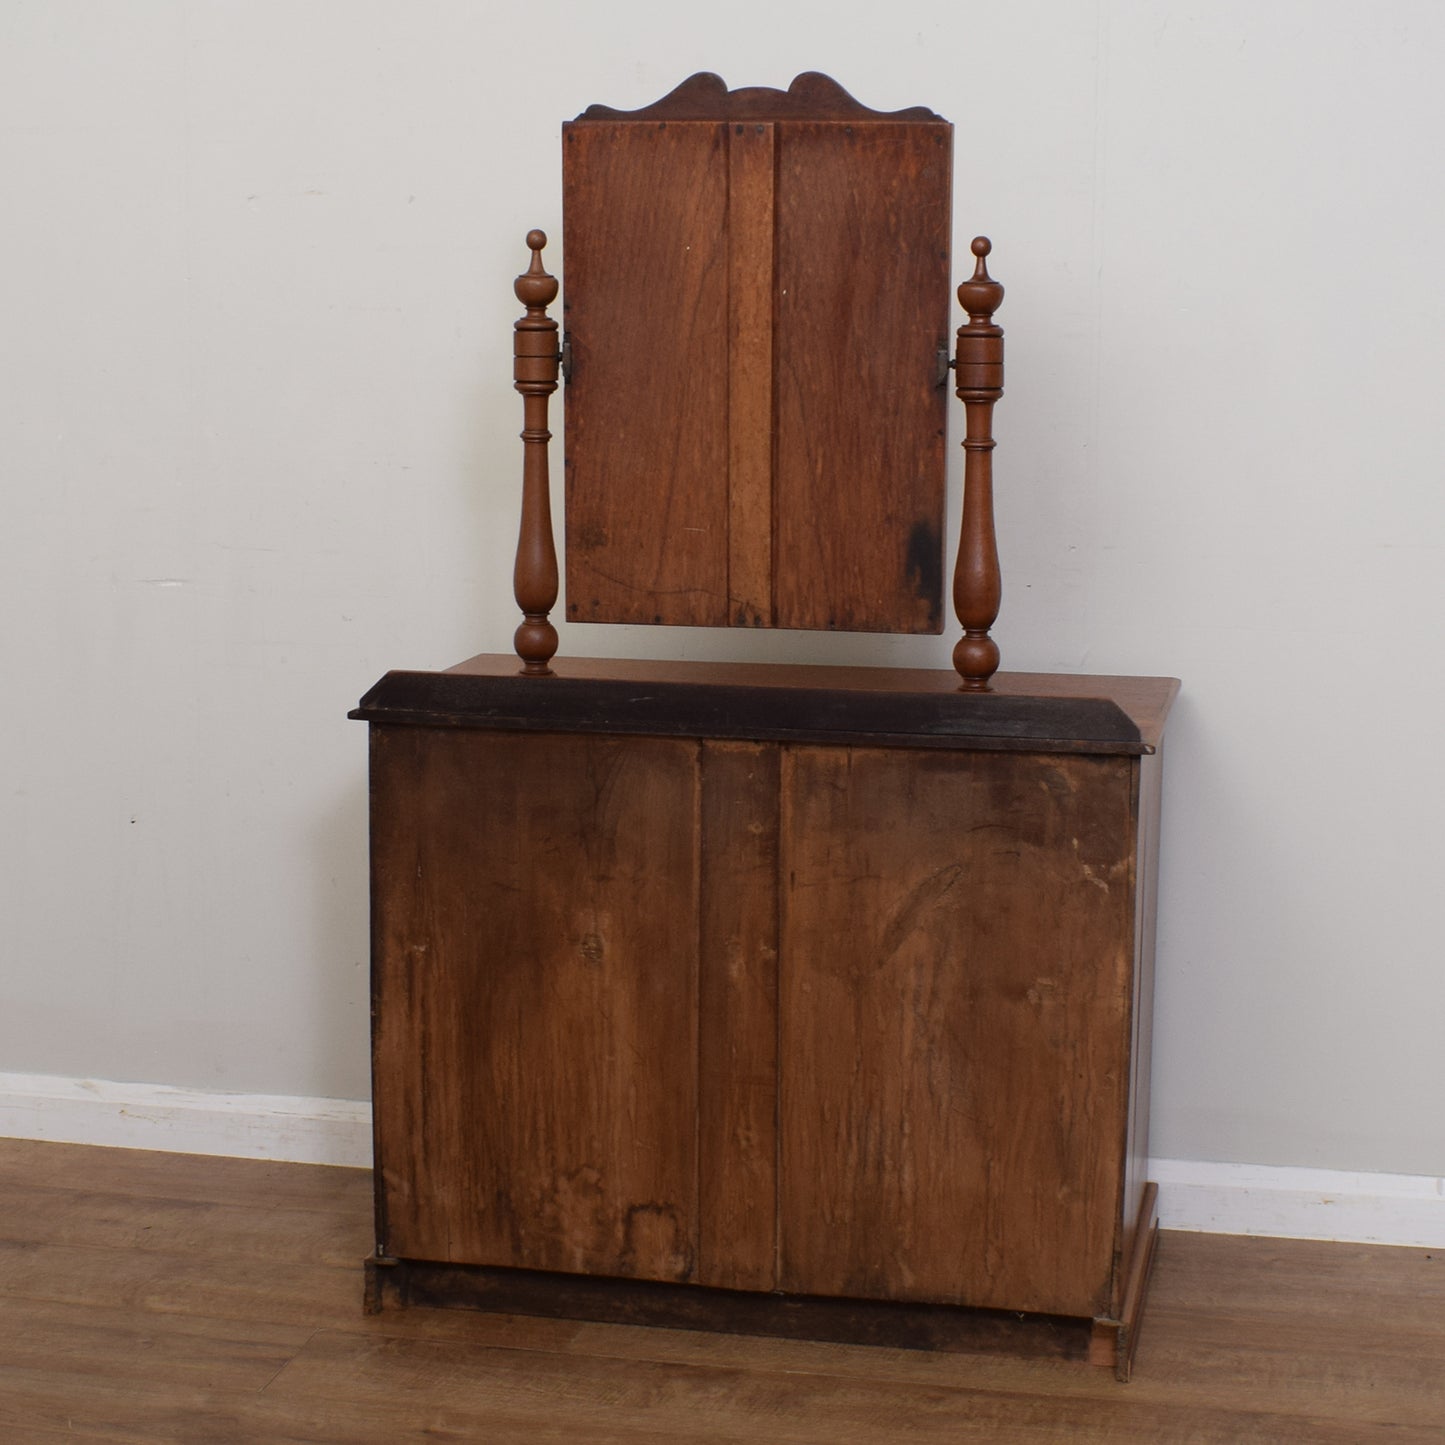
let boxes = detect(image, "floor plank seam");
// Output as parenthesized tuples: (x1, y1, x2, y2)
(256, 1325, 323, 1397)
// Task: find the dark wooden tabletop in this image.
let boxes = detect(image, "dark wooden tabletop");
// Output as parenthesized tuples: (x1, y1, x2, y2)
(352, 655, 1179, 756)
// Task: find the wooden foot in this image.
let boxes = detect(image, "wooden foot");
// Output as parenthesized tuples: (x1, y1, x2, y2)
(1088, 1181, 1160, 1381)
(363, 1253, 399, 1315)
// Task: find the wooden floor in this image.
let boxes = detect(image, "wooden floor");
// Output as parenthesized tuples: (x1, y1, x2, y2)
(0, 1139, 1440, 1442)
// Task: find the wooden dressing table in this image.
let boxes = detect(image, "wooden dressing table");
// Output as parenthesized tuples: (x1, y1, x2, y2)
(354, 73, 1177, 1379)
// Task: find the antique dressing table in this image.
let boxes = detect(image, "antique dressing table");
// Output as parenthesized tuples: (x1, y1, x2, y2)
(353, 73, 1177, 1380)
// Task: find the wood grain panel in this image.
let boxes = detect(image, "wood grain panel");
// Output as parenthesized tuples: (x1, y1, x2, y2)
(697, 741, 779, 1290)
(726, 122, 776, 626)
(370, 728, 701, 1282)
(778, 745, 1137, 1316)
(563, 122, 730, 626)
(773, 122, 952, 633)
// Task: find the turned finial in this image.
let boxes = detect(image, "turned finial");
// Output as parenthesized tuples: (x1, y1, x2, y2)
(952, 236, 1005, 691)
(513, 229, 561, 675)
(516, 229, 559, 309)
(957, 236, 1004, 328)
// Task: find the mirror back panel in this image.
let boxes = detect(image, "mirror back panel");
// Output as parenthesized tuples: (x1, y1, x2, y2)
(562, 77, 952, 634)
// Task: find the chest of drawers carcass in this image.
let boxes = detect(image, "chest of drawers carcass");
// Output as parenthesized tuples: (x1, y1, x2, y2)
(353, 655, 1177, 1379)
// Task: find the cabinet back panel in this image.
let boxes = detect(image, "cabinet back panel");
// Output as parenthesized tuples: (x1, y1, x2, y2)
(778, 745, 1136, 1317)
(563, 122, 731, 626)
(370, 728, 702, 1282)
(772, 122, 951, 633)
(561, 117, 950, 633)
(697, 740, 781, 1289)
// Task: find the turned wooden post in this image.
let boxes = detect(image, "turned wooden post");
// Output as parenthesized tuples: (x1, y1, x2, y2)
(952, 237, 1005, 691)
(513, 229, 561, 675)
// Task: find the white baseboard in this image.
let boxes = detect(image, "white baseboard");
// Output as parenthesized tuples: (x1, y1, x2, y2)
(1153, 1157, 1445, 1248)
(0, 1072, 371, 1169)
(1, 1073, 1441, 1246)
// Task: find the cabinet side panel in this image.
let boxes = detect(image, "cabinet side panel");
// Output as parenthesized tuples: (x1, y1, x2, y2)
(563, 121, 730, 626)
(779, 746, 1134, 1316)
(773, 121, 951, 634)
(697, 741, 780, 1290)
(370, 727, 701, 1282)
(1119, 747, 1164, 1310)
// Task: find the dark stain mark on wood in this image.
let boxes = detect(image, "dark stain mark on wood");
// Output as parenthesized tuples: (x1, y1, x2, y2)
(906, 517, 943, 625)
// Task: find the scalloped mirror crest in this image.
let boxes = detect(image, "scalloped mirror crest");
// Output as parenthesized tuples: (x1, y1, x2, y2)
(576, 72, 944, 123)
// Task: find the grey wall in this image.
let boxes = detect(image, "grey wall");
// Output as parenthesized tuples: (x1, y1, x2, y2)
(2, 0, 1442, 1176)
